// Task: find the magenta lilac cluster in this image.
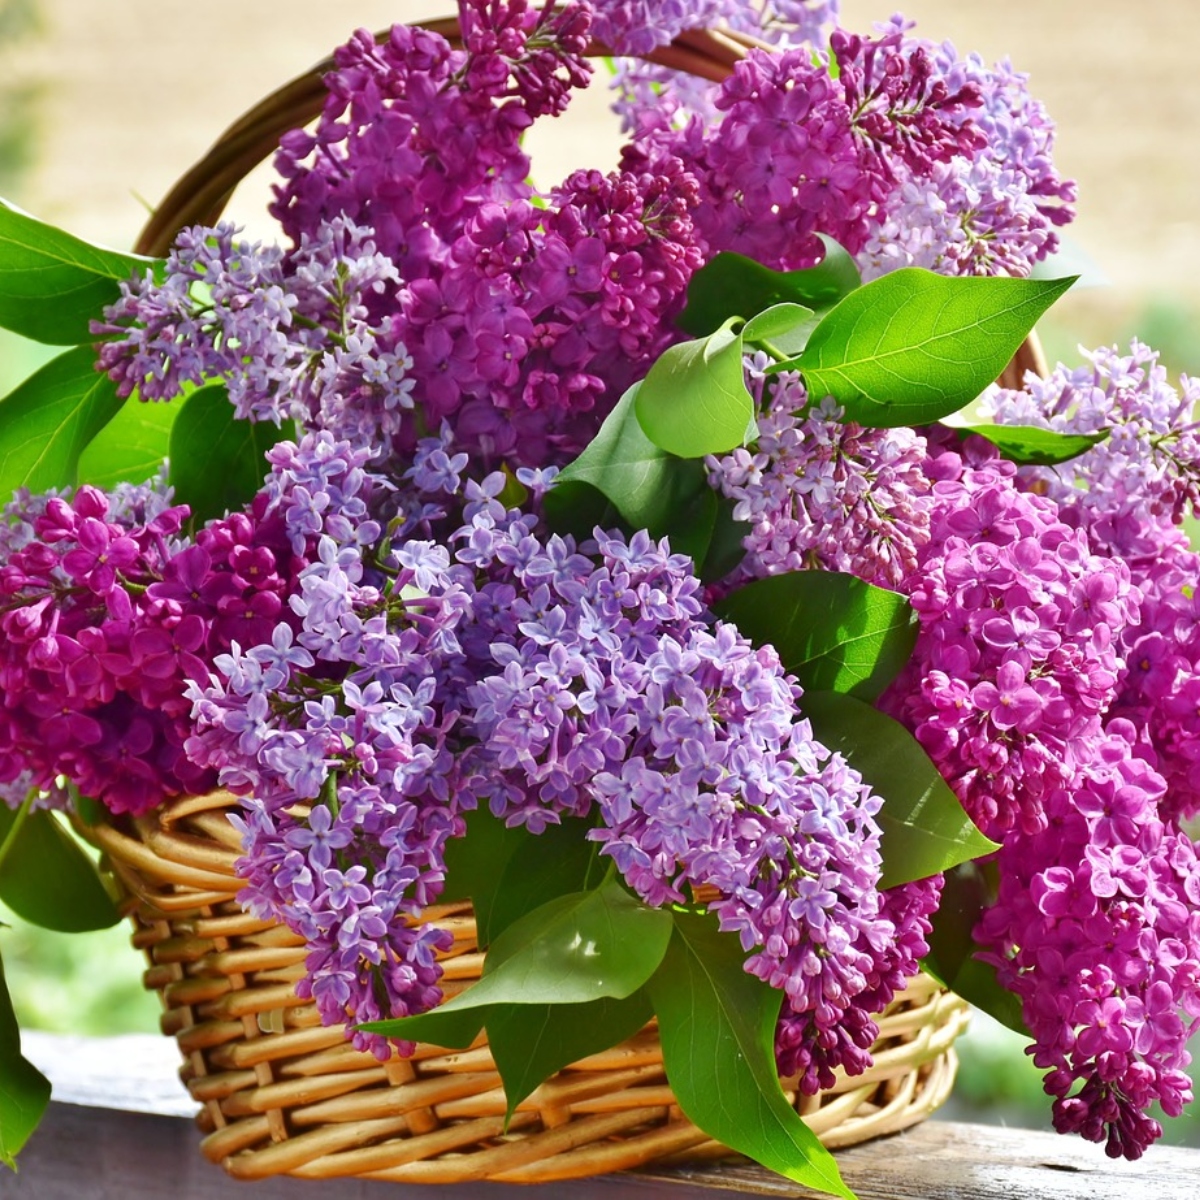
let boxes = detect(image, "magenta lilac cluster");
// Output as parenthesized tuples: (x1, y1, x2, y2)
(976, 738, 1200, 1159)
(985, 342, 1200, 822)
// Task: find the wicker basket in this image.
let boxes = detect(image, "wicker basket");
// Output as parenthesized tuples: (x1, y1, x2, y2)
(86, 790, 970, 1183)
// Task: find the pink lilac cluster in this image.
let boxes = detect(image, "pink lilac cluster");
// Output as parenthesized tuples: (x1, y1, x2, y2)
(859, 24, 1076, 279)
(975, 735, 1200, 1159)
(95, 219, 413, 444)
(623, 27, 986, 272)
(0, 434, 384, 817)
(984, 342, 1200, 822)
(881, 436, 1139, 843)
(0, 482, 212, 815)
(708, 374, 934, 589)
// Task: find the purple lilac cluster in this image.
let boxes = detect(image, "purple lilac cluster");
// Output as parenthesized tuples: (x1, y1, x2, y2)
(95, 219, 413, 443)
(984, 343, 1200, 822)
(185, 449, 920, 1080)
(708, 374, 934, 589)
(881, 436, 1139, 843)
(623, 27, 985, 271)
(186, 472, 469, 1053)
(462, 517, 917, 1090)
(859, 26, 1076, 279)
(976, 736, 1200, 1159)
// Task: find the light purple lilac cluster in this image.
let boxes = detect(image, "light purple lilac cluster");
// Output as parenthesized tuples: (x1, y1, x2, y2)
(708, 375, 934, 589)
(183, 445, 924, 1076)
(95, 219, 413, 444)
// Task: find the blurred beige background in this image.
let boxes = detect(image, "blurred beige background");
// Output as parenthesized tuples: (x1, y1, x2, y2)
(3, 0, 1199, 363)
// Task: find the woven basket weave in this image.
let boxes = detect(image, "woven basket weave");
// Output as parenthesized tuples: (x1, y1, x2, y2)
(86, 790, 970, 1183)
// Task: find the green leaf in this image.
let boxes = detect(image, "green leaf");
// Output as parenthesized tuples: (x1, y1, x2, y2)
(0, 199, 154, 345)
(678, 241, 862, 341)
(923, 862, 1029, 1036)
(649, 914, 852, 1199)
(714, 571, 917, 701)
(0, 805, 120, 933)
(0, 952, 51, 1170)
(775, 270, 1075, 427)
(482, 817, 605, 948)
(546, 384, 709, 535)
(360, 879, 673, 1042)
(800, 691, 999, 887)
(168, 385, 294, 525)
(76, 394, 179, 488)
(0, 345, 124, 496)
(486, 990, 654, 1123)
(949, 423, 1107, 467)
(635, 318, 753, 458)
(440, 807, 530, 934)
(699, 493, 749, 584)
(741, 302, 815, 345)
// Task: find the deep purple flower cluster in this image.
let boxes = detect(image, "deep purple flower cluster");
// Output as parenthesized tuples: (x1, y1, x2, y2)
(976, 736, 1200, 1159)
(708, 376, 934, 588)
(623, 26, 984, 270)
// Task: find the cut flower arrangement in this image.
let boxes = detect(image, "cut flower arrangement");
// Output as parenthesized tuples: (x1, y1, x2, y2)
(1, 0, 1198, 1192)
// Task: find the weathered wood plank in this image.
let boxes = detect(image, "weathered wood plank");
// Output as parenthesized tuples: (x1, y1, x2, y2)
(4, 1033, 1198, 1200)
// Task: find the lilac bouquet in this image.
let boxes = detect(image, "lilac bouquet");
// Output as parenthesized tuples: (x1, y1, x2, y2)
(1, 1, 1197, 1192)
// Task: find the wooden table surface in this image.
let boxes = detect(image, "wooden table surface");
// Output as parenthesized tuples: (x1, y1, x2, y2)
(3, 1032, 1198, 1200)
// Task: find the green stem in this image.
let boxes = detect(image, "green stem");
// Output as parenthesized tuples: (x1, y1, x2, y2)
(0, 789, 37, 876)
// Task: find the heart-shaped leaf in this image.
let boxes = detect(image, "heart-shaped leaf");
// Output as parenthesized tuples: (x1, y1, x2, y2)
(0, 199, 155, 345)
(0, 953, 51, 1169)
(678, 240, 862, 340)
(635, 319, 753, 459)
(775, 269, 1075, 427)
(714, 571, 917, 701)
(741, 302, 815, 345)
(359, 878, 673, 1044)
(546, 384, 709, 536)
(649, 914, 852, 1199)
(486, 989, 654, 1123)
(0, 345, 124, 497)
(801, 690, 999, 887)
(0, 804, 120, 933)
(168, 385, 294, 525)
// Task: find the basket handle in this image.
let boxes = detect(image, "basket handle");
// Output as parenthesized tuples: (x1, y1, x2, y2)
(133, 18, 749, 257)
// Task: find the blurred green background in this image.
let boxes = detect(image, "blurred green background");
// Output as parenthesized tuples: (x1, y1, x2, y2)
(2, 0, 1200, 1154)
